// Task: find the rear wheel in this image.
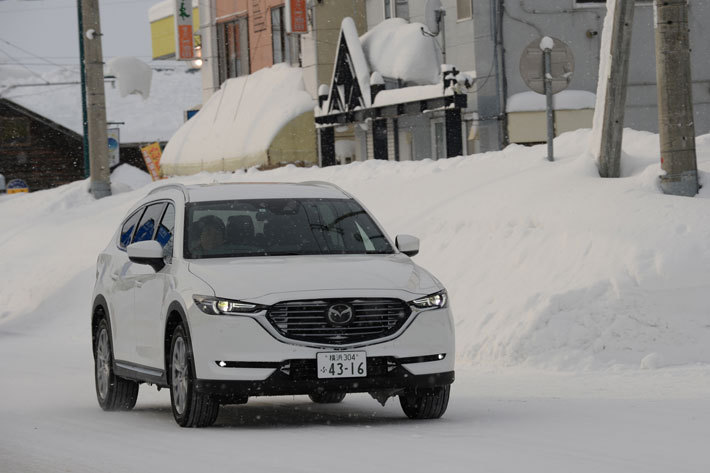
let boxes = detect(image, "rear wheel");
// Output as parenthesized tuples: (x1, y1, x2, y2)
(308, 391, 346, 404)
(94, 318, 139, 411)
(399, 385, 450, 419)
(169, 325, 219, 427)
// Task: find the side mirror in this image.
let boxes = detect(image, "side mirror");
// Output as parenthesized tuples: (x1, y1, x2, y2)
(395, 234, 419, 257)
(127, 240, 165, 272)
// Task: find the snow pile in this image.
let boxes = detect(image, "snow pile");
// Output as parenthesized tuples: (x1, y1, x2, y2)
(106, 56, 152, 99)
(360, 18, 441, 86)
(507, 90, 596, 112)
(161, 64, 315, 174)
(2, 129, 710, 371)
(1, 64, 201, 143)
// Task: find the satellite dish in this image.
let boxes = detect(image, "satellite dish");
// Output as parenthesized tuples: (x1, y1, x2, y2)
(424, 0, 443, 36)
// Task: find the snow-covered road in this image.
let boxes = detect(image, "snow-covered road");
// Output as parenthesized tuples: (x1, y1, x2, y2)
(2, 130, 710, 472)
(1, 270, 708, 473)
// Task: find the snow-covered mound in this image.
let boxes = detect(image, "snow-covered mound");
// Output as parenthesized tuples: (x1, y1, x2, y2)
(2, 129, 709, 371)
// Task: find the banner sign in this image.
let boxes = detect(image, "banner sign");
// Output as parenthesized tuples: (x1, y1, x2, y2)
(285, 0, 308, 34)
(175, 0, 194, 60)
(140, 142, 163, 181)
(107, 127, 120, 168)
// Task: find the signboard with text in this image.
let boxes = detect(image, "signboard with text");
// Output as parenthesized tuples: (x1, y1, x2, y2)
(140, 142, 163, 181)
(175, 0, 194, 60)
(285, 0, 308, 34)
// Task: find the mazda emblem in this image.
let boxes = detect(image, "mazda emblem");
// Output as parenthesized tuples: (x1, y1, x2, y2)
(326, 303, 354, 326)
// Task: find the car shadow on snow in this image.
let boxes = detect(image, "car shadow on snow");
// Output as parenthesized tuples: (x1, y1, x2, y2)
(132, 395, 418, 429)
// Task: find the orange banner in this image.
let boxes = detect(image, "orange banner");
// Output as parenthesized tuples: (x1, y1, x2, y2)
(177, 25, 194, 60)
(140, 142, 163, 181)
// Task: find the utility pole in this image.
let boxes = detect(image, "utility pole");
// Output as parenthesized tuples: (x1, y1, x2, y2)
(76, 1, 89, 178)
(597, 0, 635, 178)
(654, 0, 698, 197)
(81, 0, 111, 198)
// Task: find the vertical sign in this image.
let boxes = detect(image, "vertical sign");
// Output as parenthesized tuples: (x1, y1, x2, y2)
(107, 127, 120, 167)
(140, 142, 163, 181)
(285, 0, 308, 34)
(175, 0, 194, 60)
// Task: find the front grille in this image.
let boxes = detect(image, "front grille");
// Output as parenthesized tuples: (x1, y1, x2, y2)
(266, 298, 411, 345)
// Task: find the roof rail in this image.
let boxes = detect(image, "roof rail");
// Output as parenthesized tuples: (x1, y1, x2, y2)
(299, 181, 349, 195)
(147, 183, 189, 200)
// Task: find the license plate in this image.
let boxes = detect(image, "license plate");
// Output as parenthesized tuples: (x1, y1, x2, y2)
(317, 351, 367, 379)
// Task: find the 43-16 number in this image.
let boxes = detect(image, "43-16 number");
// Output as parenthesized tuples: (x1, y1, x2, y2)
(328, 362, 365, 376)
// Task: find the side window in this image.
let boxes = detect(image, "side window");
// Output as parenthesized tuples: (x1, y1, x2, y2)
(133, 202, 166, 244)
(156, 204, 176, 257)
(119, 210, 143, 249)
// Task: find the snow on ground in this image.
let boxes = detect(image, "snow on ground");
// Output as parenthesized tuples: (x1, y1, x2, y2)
(1, 128, 709, 471)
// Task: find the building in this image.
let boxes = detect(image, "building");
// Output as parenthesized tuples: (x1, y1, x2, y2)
(0, 64, 203, 190)
(152, 0, 369, 174)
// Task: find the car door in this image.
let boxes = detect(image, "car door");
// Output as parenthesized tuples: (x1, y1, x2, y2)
(109, 207, 144, 363)
(133, 202, 175, 369)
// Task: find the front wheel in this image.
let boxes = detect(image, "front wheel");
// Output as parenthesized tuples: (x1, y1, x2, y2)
(169, 325, 219, 427)
(94, 318, 139, 411)
(399, 385, 450, 419)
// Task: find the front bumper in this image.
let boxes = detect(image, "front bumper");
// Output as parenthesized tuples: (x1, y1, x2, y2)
(195, 359, 454, 400)
(187, 305, 456, 382)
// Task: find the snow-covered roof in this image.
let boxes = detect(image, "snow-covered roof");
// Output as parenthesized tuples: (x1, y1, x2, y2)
(360, 18, 441, 86)
(161, 64, 315, 172)
(507, 90, 596, 113)
(0, 62, 202, 143)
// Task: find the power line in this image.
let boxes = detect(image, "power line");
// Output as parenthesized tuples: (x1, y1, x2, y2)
(0, 46, 48, 83)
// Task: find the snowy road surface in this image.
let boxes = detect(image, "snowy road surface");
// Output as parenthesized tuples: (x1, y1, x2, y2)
(1, 271, 708, 473)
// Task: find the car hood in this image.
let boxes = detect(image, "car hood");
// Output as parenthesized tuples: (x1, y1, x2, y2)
(187, 254, 442, 304)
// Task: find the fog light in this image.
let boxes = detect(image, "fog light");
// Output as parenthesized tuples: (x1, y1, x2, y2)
(218, 361, 227, 367)
(438, 354, 445, 360)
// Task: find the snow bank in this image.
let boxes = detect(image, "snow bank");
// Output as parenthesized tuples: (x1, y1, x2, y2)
(360, 18, 441, 86)
(2, 64, 201, 143)
(507, 90, 596, 112)
(161, 64, 315, 174)
(2, 129, 710, 371)
(106, 57, 152, 99)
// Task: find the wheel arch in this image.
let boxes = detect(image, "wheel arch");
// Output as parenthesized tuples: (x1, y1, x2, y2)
(164, 300, 192, 374)
(91, 295, 112, 358)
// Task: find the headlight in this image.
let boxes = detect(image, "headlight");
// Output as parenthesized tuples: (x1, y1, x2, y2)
(193, 295, 267, 315)
(410, 290, 448, 310)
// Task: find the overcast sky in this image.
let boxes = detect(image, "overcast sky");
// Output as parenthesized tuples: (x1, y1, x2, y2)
(0, 0, 157, 71)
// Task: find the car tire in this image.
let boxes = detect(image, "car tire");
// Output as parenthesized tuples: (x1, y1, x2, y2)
(308, 391, 346, 404)
(399, 385, 450, 419)
(169, 325, 219, 427)
(94, 318, 139, 411)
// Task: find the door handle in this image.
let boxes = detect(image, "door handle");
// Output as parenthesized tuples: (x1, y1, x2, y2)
(135, 281, 143, 288)
(110, 272, 119, 281)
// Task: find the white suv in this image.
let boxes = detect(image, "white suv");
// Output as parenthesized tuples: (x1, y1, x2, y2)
(92, 182, 454, 427)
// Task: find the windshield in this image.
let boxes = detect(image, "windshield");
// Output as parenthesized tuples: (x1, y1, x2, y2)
(184, 198, 394, 259)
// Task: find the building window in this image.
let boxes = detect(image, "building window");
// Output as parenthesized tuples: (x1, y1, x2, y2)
(457, 0, 472, 20)
(384, 0, 408, 21)
(0, 117, 30, 147)
(574, 0, 606, 6)
(217, 16, 249, 85)
(271, 6, 300, 66)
